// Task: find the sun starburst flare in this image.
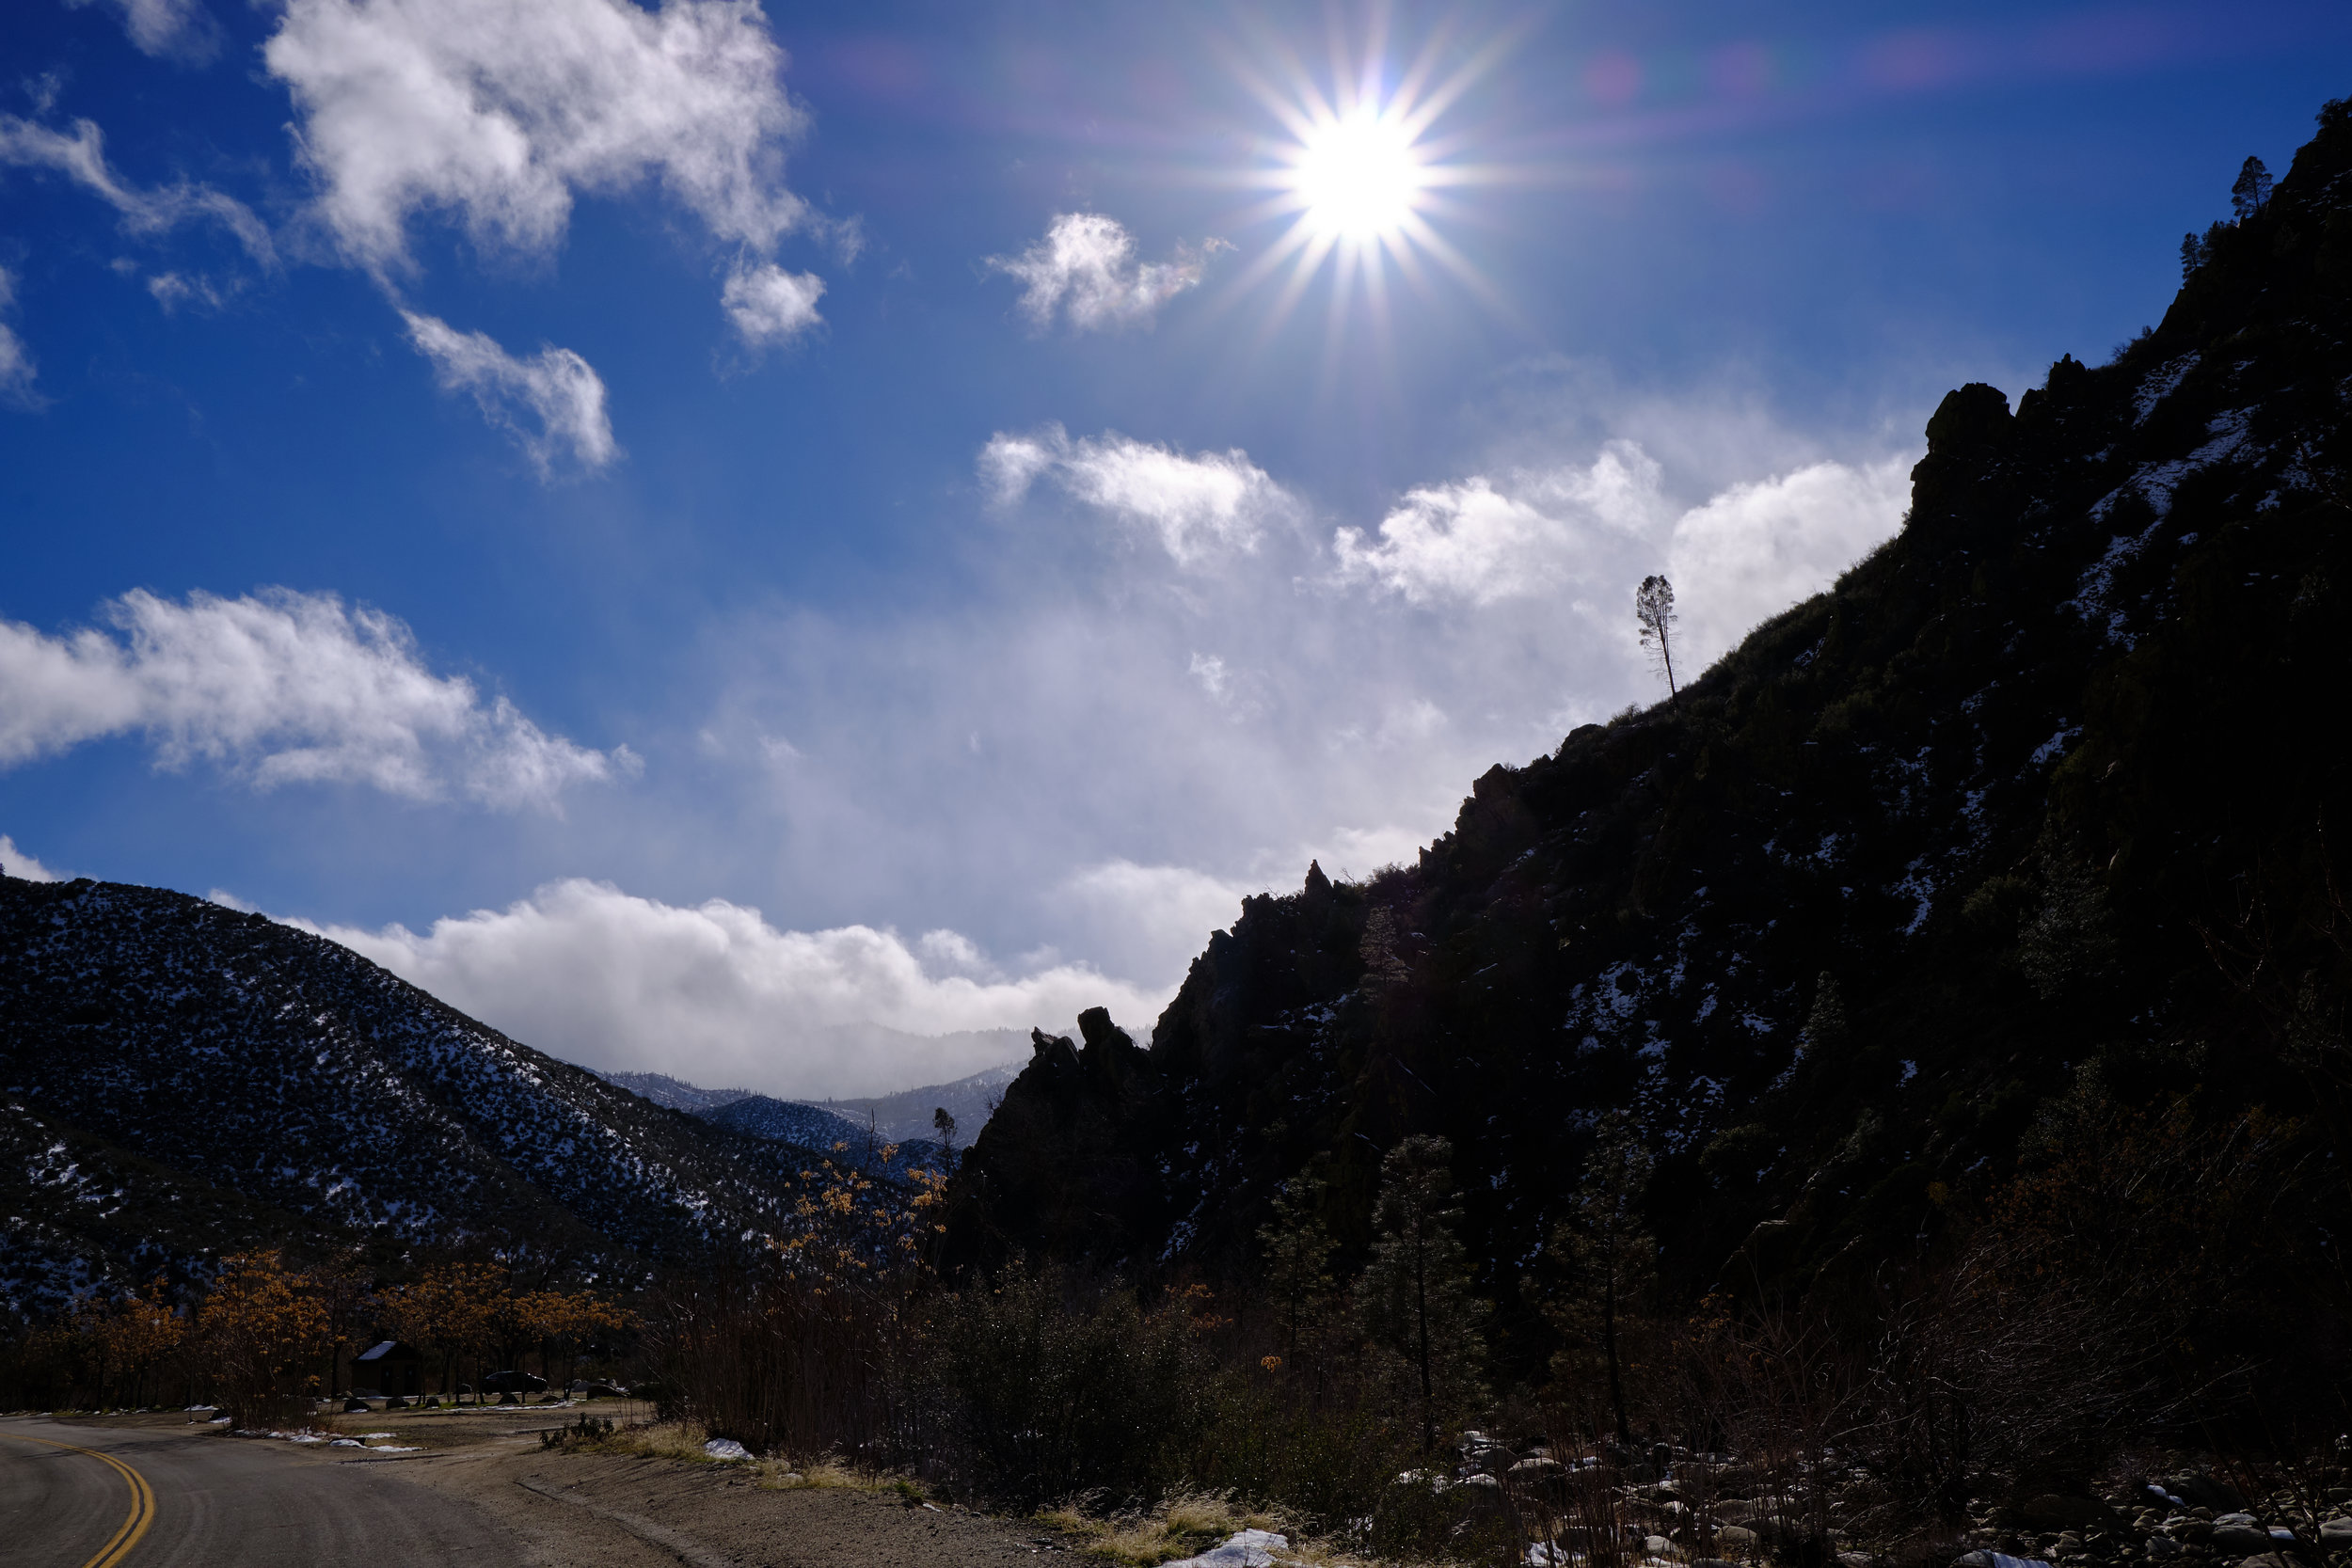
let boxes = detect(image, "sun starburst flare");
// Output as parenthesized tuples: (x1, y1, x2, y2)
(1213, 24, 1518, 348)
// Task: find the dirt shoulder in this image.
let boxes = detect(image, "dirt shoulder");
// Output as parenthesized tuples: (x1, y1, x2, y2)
(68, 1408, 1062, 1568)
(377, 1440, 1059, 1568)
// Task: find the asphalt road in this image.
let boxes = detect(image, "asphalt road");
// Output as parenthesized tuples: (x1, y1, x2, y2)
(0, 1418, 517, 1567)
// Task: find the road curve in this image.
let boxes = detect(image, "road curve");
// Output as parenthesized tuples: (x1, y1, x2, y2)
(0, 1418, 520, 1568)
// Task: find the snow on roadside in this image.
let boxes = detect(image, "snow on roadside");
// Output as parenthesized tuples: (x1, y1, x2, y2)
(1163, 1530, 1291, 1568)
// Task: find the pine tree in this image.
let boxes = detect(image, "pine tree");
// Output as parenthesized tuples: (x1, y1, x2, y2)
(1256, 1171, 1339, 1388)
(1635, 575, 1679, 703)
(1800, 971, 1848, 1055)
(1548, 1113, 1659, 1444)
(1358, 1135, 1489, 1451)
(2232, 155, 2273, 222)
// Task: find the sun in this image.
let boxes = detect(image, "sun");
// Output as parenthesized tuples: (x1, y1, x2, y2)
(1215, 33, 1512, 338)
(1291, 109, 1425, 240)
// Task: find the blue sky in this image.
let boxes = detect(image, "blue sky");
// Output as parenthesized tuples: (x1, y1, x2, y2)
(1, 0, 2343, 1095)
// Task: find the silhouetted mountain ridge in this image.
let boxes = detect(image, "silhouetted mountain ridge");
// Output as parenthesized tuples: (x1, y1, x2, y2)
(946, 102, 2352, 1348)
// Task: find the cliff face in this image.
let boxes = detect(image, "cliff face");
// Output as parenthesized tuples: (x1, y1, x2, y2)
(948, 103, 2352, 1323)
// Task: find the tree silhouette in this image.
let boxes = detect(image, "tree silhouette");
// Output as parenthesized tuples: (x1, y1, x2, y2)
(1635, 575, 1679, 703)
(2232, 155, 2273, 222)
(1548, 1113, 1659, 1444)
(1256, 1170, 1339, 1383)
(1359, 1134, 1488, 1451)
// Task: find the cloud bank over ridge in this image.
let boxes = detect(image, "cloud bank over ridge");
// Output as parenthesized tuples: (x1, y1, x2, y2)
(306, 877, 1169, 1099)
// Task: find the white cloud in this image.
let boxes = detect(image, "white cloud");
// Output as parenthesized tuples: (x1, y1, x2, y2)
(1664, 457, 1914, 668)
(981, 424, 1295, 566)
(1060, 859, 1259, 984)
(721, 260, 824, 346)
(0, 834, 65, 882)
(989, 213, 1222, 333)
(263, 0, 809, 274)
(1328, 440, 1912, 670)
(0, 587, 628, 811)
(0, 115, 273, 262)
(1332, 440, 1668, 605)
(305, 877, 1171, 1098)
(1187, 652, 1230, 701)
(146, 271, 236, 313)
(68, 0, 222, 61)
(0, 268, 37, 408)
(403, 309, 616, 474)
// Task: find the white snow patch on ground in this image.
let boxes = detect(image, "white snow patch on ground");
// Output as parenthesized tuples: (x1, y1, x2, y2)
(2120, 409, 2253, 520)
(2133, 354, 2200, 423)
(1890, 859, 1936, 935)
(1165, 1530, 1291, 1568)
(2030, 725, 2081, 768)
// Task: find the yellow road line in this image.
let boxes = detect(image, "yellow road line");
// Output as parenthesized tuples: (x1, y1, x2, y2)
(0, 1431, 156, 1568)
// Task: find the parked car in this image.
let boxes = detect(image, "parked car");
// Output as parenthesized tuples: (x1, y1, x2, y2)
(479, 1370, 548, 1394)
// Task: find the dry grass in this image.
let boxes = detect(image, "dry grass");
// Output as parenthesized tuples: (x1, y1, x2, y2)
(548, 1414, 914, 1499)
(752, 1456, 874, 1491)
(576, 1418, 731, 1463)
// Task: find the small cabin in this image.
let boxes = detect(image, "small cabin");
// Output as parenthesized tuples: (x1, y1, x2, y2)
(353, 1340, 424, 1398)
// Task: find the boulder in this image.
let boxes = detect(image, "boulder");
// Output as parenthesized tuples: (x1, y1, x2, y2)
(342, 1398, 371, 1413)
(2209, 1526, 2270, 1556)
(1719, 1527, 1760, 1551)
(1454, 1473, 1505, 1513)
(2316, 1519, 2351, 1548)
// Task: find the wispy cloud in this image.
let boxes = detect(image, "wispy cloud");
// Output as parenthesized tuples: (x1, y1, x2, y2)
(264, 0, 810, 274)
(0, 588, 629, 811)
(988, 213, 1224, 333)
(981, 424, 1295, 566)
(67, 0, 222, 63)
(0, 115, 273, 263)
(722, 261, 825, 347)
(304, 878, 1170, 1098)
(0, 268, 38, 409)
(402, 310, 617, 475)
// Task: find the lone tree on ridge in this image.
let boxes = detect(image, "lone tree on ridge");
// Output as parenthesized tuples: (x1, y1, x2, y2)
(2231, 155, 2273, 221)
(1635, 574, 1679, 703)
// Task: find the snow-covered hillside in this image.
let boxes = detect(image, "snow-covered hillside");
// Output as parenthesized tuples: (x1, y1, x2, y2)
(0, 876, 824, 1311)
